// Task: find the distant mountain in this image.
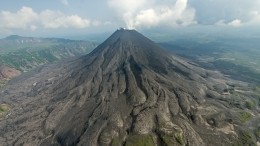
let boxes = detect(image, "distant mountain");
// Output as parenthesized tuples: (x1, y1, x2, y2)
(0, 29, 259, 146)
(0, 35, 97, 72)
(4, 35, 24, 40)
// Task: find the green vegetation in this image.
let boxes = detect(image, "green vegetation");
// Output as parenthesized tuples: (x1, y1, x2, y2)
(229, 90, 257, 110)
(0, 47, 85, 71)
(255, 127, 260, 140)
(253, 86, 260, 106)
(125, 134, 155, 146)
(235, 130, 256, 146)
(0, 37, 97, 72)
(175, 133, 184, 145)
(254, 86, 260, 93)
(161, 133, 184, 146)
(257, 129, 260, 136)
(228, 92, 244, 109)
(0, 39, 55, 54)
(213, 60, 260, 84)
(239, 111, 252, 123)
(220, 50, 260, 74)
(162, 135, 174, 146)
(245, 100, 256, 110)
(160, 38, 260, 84)
(254, 86, 260, 99)
(0, 107, 4, 112)
(0, 78, 10, 88)
(0, 104, 10, 118)
(111, 137, 121, 146)
(158, 123, 185, 145)
(0, 81, 6, 88)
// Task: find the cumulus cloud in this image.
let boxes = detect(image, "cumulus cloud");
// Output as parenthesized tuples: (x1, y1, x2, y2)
(215, 19, 243, 27)
(228, 19, 242, 27)
(0, 6, 92, 31)
(40, 10, 90, 28)
(215, 12, 260, 27)
(108, 0, 196, 29)
(108, 0, 147, 12)
(0, 7, 38, 30)
(189, 0, 260, 26)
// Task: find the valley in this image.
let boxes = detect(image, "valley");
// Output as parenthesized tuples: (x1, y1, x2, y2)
(159, 37, 260, 85)
(0, 35, 97, 87)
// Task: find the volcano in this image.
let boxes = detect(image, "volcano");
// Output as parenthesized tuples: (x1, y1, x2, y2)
(0, 29, 259, 146)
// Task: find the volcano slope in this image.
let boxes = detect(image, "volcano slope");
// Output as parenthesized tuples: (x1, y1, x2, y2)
(0, 29, 259, 146)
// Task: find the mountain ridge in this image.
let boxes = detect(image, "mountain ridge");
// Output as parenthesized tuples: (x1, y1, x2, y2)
(0, 35, 97, 72)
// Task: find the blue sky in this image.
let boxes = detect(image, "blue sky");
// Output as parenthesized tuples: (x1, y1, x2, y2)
(0, 0, 260, 38)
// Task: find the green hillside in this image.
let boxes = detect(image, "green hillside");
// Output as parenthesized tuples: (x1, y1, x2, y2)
(0, 35, 97, 72)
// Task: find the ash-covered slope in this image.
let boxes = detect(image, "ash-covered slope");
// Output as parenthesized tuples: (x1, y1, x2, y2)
(0, 29, 259, 146)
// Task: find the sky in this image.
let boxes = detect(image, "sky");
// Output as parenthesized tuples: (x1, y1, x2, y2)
(0, 0, 260, 39)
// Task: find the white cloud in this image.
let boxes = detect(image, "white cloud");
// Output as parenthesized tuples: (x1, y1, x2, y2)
(214, 10, 260, 27)
(248, 11, 260, 25)
(215, 19, 243, 27)
(131, 9, 160, 28)
(189, 0, 260, 26)
(40, 10, 90, 28)
(0, 7, 92, 32)
(228, 19, 242, 27)
(108, 0, 196, 29)
(108, 0, 147, 12)
(0, 7, 38, 30)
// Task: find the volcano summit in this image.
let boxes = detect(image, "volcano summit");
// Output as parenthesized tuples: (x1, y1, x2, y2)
(0, 29, 259, 146)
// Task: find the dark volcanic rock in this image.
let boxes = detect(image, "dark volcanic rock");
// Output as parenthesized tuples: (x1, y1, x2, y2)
(0, 29, 259, 146)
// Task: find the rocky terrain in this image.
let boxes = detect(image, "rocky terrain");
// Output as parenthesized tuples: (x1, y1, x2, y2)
(0, 65, 21, 88)
(0, 29, 259, 146)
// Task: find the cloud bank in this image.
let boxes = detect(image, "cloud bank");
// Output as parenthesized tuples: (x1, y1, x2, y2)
(40, 10, 90, 29)
(0, 0, 260, 37)
(0, 7, 38, 30)
(189, 0, 260, 27)
(108, 0, 260, 29)
(0, 6, 91, 31)
(108, 0, 196, 29)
